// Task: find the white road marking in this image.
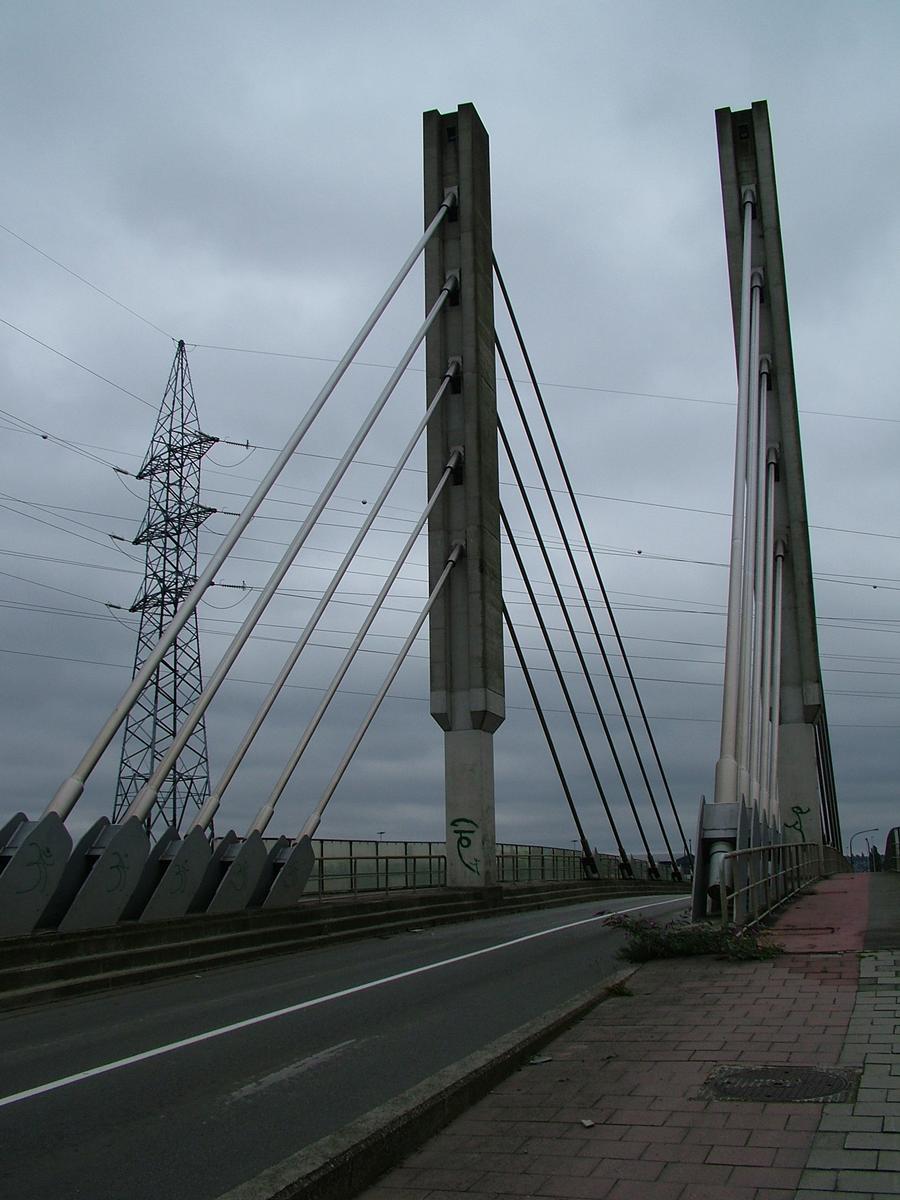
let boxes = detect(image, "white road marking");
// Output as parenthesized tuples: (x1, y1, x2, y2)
(0, 894, 686, 1109)
(228, 1038, 357, 1102)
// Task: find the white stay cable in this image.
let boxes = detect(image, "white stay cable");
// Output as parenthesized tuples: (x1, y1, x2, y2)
(126, 273, 460, 824)
(191, 361, 459, 832)
(300, 542, 464, 841)
(717, 188, 756, 775)
(44, 192, 457, 822)
(248, 449, 463, 837)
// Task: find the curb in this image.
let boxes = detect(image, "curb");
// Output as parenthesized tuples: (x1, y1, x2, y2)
(214, 965, 639, 1200)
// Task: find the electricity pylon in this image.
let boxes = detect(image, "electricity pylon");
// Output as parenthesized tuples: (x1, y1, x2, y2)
(113, 340, 216, 837)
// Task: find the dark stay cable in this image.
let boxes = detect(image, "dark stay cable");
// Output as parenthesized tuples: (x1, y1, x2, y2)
(502, 602, 599, 875)
(500, 503, 632, 872)
(497, 338, 679, 876)
(498, 417, 657, 873)
(493, 254, 691, 859)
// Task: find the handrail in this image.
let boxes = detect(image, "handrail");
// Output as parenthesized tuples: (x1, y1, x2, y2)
(719, 841, 849, 928)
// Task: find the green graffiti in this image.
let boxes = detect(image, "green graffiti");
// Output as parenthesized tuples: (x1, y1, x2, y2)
(784, 805, 811, 839)
(450, 817, 480, 876)
(171, 860, 188, 894)
(16, 841, 54, 896)
(106, 850, 129, 893)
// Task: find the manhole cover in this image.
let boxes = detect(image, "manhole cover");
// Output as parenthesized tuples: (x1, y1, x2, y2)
(701, 1064, 860, 1103)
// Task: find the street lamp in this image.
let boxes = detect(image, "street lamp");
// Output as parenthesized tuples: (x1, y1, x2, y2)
(849, 828, 879, 872)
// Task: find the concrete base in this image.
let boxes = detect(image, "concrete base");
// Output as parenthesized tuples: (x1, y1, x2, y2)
(35, 816, 109, 930)
(262, 836, 316, 909)
(445, 729, 497, 888)
(185, 830, 239, 913)
(120, 826, 180, 920)
(140, 827, 213, 922)
(206, 832, 274, 914)
(57, 817, 151, 933)
(0, 812, 73, 937)
(691, 799, 740, 919)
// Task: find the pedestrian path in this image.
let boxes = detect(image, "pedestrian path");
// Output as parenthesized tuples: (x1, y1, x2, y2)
(358, 873, 899, 1200)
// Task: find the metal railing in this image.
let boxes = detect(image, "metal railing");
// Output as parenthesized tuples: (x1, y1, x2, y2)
(280, 839, 684, 899)
(306, 847, 447, 895)
(719, 841, 848, 928)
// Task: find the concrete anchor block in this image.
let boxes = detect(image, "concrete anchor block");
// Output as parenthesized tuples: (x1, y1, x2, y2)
(186, 830, 239, 913)
(262, 836, 316, 909)
(205, 831, 273, 914)
(140, 826, 213, 922)
(57, 817, 150, 933)
(120, 826, 180, 920)
(0, 812, 72, 937)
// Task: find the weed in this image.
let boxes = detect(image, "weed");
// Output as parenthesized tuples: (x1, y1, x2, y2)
(605, 913, 782, 963)
(605, 979, 634, 997)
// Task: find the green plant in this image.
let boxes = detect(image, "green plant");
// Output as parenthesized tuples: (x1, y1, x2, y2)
(605, 979, 633, 997)
(605, 913, 782, 963)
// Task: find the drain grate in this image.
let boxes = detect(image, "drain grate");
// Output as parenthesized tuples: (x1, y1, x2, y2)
(701, 1064, 860, 1104)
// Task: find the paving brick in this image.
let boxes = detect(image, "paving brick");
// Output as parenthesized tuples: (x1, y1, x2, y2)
(819, 1115, 885, 1133)
(605, 1182, 683, 1200)
(653, 1186, 756, 1200)
(534, 1177, 614, 1198)
(837, 1167, 900, 1191)
(806, 1147, 880, 1170)
(605, 1109, 669, 1127)
(747, 1127, 817, 1148)
(683, 1125, 751, 1147)
(586, 1156, 664, 1181)
(477, 1171, 551, 1195)
(727, 1163, 804, 1188)
(658, 1159, 733, 1184)
(705, 1143, 777, 1167)
(845, 1133, 900, 1150)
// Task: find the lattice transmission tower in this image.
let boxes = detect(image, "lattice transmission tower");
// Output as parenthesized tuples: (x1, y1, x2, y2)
(113, 340, 216, 836)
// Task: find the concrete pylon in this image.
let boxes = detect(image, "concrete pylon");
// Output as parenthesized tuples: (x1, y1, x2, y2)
(423, 105, 505, 887)
(694, 102, 839, 915)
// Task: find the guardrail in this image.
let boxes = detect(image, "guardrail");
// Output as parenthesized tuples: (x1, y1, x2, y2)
(719, 841, 848, 928)
(307, 851, 447, 895)
(287, 840, 682, 898)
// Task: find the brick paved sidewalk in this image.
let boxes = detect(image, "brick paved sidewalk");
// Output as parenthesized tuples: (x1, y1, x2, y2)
(358, 876, 899, 1200)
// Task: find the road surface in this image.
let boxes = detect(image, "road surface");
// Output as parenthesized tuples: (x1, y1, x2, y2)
(0, 892, 689, 1199)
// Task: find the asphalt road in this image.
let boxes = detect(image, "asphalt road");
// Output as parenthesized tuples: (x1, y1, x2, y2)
(0, 892, 689, 1200)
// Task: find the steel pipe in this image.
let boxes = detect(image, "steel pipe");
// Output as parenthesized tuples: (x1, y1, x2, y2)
(249, 448, 462, 837)
(748, 357, 771, 804)
(44, 193, 457, 821)
(767, 539, 786, 812)
(714, 187, 757, 808)
(757, 447, 778, 817)
(191, 361, 460, 832)
(301, 542, 464, 839)
(735, 269, 764, 802)
(126, 274, 459, 824)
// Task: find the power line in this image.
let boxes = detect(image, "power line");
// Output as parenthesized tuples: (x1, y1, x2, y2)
(0, 317, 157, 409)
(0, 220, 173, 339)
(192, 340, 898, 425)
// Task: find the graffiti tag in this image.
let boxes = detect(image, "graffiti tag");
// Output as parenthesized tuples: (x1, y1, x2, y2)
(450, 817, 480, 876)
(784, 804, 811, 839)
(16, 841, 55, 896)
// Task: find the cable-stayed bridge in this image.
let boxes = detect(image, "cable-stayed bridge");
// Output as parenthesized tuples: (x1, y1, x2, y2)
(0, 102, 843, 943)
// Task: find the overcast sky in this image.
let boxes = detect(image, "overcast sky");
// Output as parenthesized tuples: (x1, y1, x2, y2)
(1, 0, 897, 863)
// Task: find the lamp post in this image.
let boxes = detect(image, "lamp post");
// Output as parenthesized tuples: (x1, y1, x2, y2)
(849, 828, 879, 872)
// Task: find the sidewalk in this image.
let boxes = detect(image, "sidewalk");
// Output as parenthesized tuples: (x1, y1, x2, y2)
(358, 874, 900, 1200)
